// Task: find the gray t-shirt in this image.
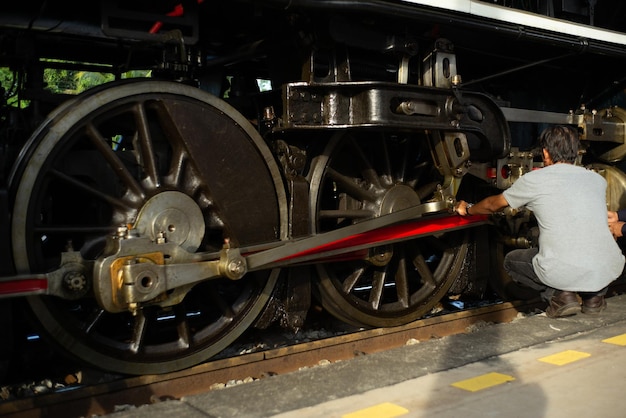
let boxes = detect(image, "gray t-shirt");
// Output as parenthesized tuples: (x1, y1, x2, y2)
(503, 163, 624, 292)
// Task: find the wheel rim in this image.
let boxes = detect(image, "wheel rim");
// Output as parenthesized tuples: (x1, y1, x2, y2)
(11, 80, 285, 374)
(310, 132, 469, 327)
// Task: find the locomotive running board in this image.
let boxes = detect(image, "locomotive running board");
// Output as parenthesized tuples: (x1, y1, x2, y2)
(0, 203, 488, 299)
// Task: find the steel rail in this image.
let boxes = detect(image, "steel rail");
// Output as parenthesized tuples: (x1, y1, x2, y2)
(0, 298, 545, 418)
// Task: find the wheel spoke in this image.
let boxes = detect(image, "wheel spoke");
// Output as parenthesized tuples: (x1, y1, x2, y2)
(83, 308, 106, 334)
(174, 305, 191, 349)
(134, 102, 161, 189)
(342, 266, 365, 293)
(415, 181, 440, 201)
(379, 136, 394, 187)
(326, 167, 377, 202)
(397, 139, 410, 183)
(395, 247, 410, 308)
(368, 270, 386, 310)
(49, 168, 132, 211)
(166, 146, 188, 189)
(412, 250, 437, 287)
(129, 310, 148, 354)
(150, 97, 195, 191)
(349, 137, 383, 190)
(85, 122, 145, 201)
(209, 283, 236, 319)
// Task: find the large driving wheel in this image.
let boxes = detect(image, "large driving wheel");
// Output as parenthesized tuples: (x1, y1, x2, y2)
(10, 80, 286, 375)
(310, 132, 469, 328)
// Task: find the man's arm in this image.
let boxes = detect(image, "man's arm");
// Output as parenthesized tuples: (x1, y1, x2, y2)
(455, 194, 509, 216)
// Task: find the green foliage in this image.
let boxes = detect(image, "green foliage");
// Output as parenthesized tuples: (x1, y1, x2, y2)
(44, 68, 76, 94)
(75, 72, 115, 93)
(1, 64, 153, 110)
(43, 69, 115, 94)
(43, 67, 151, 95)
(0, 67, 20, 107)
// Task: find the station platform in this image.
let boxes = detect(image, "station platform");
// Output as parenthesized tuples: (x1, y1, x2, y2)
(105, 292, 626, 418)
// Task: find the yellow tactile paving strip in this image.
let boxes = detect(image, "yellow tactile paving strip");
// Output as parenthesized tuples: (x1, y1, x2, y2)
(341, 402, 409, 418)
(602, 333, 626, 346)
(450, 372, 516, 392)
(537, 349, 591, 365)
(340, 332, 626, 418)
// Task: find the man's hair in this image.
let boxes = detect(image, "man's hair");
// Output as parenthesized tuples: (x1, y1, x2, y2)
(538, 125, 579, 164)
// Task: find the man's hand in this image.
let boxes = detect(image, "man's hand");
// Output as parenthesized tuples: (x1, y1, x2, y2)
(609, 220, 625, 238)
(454, 200, 471, 216)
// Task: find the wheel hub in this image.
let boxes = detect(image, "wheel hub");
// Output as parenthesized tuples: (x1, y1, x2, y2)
(366, 185, 422, 266)
(367, 245, 394, 266)
(379, 185, 421, 215)
(134, 191, 205, 252)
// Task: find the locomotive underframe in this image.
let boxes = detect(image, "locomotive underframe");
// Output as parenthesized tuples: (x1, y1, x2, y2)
(1, 77, 510, 310)
(2, 0, 626, 375)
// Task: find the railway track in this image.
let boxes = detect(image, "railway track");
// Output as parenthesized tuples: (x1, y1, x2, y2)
(0, 298, 545, 418)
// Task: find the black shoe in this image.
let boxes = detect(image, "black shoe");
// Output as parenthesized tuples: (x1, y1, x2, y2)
(582, 295, 606, 314)
(545, 291, 580, 318)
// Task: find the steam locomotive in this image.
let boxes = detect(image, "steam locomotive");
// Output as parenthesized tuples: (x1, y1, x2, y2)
(1, 0, 626, 376)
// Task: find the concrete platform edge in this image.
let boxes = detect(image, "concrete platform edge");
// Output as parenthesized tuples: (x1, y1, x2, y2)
(107, 293, 626, 418)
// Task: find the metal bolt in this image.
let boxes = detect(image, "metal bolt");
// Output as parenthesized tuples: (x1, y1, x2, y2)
(116, 225, 128, 238)
(228, 260, 245, 276)
(64, 271, 86, 292)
